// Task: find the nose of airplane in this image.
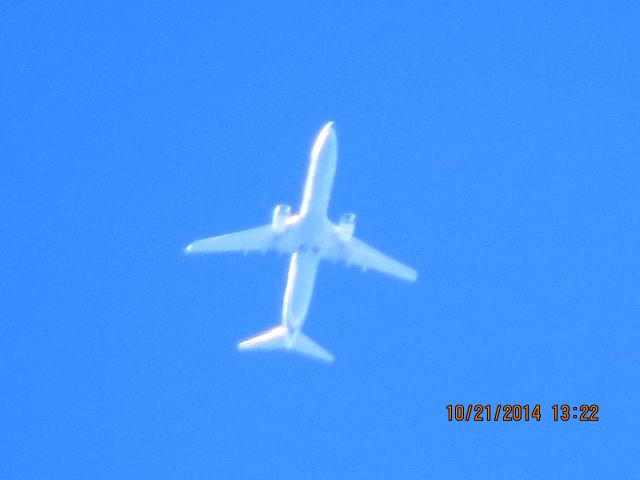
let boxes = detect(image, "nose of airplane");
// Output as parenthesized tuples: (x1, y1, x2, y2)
(322, 121, 336, 141)
(311, 121, 337, 162)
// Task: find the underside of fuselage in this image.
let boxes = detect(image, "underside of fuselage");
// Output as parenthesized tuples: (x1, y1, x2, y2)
(280, 122, 339, 334)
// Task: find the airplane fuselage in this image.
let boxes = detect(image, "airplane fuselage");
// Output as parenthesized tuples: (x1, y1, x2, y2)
(299, 122, 338, 219)
(281, 123, 338, 336)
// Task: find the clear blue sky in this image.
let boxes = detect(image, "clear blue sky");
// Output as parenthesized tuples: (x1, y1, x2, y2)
(2, 2, 638, 478)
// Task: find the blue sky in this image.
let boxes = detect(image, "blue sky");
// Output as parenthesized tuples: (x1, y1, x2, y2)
(2, 1, 639, 478)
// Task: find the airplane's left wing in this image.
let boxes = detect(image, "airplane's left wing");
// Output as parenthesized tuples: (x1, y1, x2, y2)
(332, 236, 418, 282)
(184, 225, 289, 254)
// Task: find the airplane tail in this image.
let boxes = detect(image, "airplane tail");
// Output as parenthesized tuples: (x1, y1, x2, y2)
(237, 325, 334, 362)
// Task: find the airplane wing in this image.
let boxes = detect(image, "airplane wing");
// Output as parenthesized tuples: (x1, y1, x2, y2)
(337, 236, 418, 282)
(184, 225, 288, 254)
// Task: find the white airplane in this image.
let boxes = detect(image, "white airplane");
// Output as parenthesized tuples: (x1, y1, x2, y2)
(184, 122, 417, 362)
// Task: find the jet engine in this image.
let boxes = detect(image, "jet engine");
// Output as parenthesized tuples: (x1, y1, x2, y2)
(272, 204, 291, 233)
(338, 213, 356, 241)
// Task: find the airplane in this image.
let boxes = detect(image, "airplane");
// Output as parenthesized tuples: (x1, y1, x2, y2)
(184, 122, 417, 362)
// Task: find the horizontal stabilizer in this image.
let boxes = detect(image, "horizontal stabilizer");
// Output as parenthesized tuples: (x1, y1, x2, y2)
(237, 325, 289, 350)
(238, 326, 334, 362)
(291, 332, 335, 362)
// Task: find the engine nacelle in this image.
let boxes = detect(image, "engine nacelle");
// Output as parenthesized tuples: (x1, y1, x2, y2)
(272, 204, 291, 233)
(338, 213, 356, 241)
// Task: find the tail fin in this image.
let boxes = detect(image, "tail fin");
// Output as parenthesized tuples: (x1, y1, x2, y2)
(237, 325, 334, 362)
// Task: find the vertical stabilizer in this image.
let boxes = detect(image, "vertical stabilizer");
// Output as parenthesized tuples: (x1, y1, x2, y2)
(238, 326, 334, 362)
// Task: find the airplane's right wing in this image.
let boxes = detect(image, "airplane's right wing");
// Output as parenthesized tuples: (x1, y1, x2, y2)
(337, 236, 418, 282)
(184, 225, 291, 254)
